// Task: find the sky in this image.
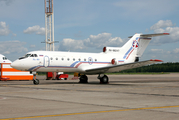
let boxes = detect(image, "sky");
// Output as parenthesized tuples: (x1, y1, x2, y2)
(0, 0, 179, 62)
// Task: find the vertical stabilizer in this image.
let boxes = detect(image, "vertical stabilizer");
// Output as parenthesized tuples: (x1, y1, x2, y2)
(122, 33, 169, 62)
(136, 37, 151, 58)
(121, 33, 141, 62)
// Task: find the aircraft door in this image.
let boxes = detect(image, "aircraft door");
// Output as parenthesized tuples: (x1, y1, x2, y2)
(44, 56, 49, 67)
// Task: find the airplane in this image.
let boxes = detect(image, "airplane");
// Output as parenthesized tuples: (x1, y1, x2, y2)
(0, 54, 12, 63)
(11, 33, 169, 85)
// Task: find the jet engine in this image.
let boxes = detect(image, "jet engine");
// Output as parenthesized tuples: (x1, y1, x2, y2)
(111, 58, 118, 65)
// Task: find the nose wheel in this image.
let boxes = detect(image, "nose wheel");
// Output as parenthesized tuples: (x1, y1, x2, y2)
(32, 72, 39, 85)
(33, 79, 39, 85)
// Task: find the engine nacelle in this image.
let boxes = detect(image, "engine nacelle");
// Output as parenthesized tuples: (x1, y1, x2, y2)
(111, 58, 118, 65)
(103, 47, 121, 53)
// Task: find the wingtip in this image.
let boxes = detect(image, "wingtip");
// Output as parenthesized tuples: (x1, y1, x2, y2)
(163, 33, 170, 35)
(150, 59, 163, 62)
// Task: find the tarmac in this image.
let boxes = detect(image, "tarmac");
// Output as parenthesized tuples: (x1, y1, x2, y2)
(0, 73, 179, 120)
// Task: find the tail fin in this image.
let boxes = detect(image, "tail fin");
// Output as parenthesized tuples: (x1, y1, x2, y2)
(121, 33, 169, 62)
(121, 33, 140, 62)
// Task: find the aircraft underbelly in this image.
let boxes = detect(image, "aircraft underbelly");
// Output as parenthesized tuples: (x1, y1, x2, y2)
(36, 67, 84, 72)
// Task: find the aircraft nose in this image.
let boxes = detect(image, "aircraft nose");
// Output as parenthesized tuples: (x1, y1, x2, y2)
(11, 61, 20, 70)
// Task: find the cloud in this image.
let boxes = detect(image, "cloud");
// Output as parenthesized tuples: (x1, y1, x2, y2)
(150, 49, 164, 53)
(0, 21, 10, 36)
(12, 33, 17, 37)
(0, 0, 13, 6)
(84, 33, 123, 48)
(150, 20, 174, 30)
(59, 33, 123, 51)
(173, 48, 179, 53)
(59, 38, 85, 51)
(0, 41, 28, 54)
(30, 45, 36, 48)
(23, 25, 45, 35)
(143, 48, 179, 62)
(148, 20, 179, 45)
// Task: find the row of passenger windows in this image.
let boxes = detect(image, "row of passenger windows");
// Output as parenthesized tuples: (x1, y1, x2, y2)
(50, 57, 97, 62)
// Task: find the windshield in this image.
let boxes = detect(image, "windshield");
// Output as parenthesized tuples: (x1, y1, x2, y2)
(3, 57, 7, 60)
(19, 54, 38, 60)
(25, 54, 31, 57)
(19, 54, 31, 60)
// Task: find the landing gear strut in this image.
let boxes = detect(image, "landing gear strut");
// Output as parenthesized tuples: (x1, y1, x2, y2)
(31, 71, 39, 85)
(98, 74, 109, 84)
(79, 75, 88, 83)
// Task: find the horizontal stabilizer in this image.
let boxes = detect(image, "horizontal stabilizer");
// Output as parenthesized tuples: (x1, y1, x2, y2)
(85, 59, 163, 74)
(129, 33, 169, 38)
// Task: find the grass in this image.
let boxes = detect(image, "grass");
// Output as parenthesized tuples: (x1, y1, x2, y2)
(106, 72, 170, 75)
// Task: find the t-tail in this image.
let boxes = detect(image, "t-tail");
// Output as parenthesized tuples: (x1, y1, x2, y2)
(103, 33, 169, 63)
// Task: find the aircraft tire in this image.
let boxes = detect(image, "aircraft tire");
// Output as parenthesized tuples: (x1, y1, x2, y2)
(79, 75, 88, 83)
(100, 75, 109, 84)
(33, 79, 39, 85)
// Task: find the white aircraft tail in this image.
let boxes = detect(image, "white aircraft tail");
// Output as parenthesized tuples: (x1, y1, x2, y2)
(103, 33, 169, 63)
(122, 33, 169, 62)
(121, 33, 141, 62)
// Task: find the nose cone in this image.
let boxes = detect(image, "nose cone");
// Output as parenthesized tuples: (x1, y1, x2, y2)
(11, 60, 21, 70)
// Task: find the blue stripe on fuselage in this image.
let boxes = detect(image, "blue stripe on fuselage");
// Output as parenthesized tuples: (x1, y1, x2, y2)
(123, 47, 133, 59)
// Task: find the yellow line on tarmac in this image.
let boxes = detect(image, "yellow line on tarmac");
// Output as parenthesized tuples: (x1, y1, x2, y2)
(1, 105, 179, 120)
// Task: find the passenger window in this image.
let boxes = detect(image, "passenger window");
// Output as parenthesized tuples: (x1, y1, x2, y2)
(67, 58, 70, 61)
(56, 58, 58, 60)
(62, 58, 64, 61)
(78, 58, 81, 61)
(51, 57, 53, 60)
(95, 59, 97, 61)
(73, 58, 75, 61)
(84, 59, 86, 61)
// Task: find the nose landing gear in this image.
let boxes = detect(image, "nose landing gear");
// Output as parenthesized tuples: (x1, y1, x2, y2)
(31, 71, 39, 85)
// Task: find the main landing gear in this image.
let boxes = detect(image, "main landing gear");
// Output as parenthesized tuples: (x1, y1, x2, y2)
(79, 74, 109, 84)
(79, 75, 88, 83)
(98, 74, 109, 84)
(31, 71, 39, 85)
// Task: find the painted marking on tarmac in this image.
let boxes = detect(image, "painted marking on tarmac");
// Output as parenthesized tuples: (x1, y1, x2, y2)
(1, 105, 179, 120)
(0, 97, 6, 100)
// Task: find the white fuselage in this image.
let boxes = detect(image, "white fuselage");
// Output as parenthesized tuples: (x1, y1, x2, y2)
(0, 54, 12, 63)
(11, 50, 134, 74)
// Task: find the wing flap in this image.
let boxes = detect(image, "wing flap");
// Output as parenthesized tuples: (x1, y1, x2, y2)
(85, 59, 163, 74)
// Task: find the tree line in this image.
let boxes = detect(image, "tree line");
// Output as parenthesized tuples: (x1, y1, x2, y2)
(119, 62, 179, 73)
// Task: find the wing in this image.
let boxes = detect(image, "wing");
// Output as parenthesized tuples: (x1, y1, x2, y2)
(128, 33, 169, 38)
(85, 59, 163, 74)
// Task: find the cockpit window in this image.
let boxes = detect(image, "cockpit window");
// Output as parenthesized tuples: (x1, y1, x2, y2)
(3, 57, 7, 60)
(30, 54, 38, 57)
(19, 54, 37, 60)
(25, 54, 31, 57)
